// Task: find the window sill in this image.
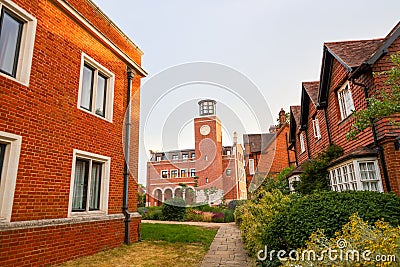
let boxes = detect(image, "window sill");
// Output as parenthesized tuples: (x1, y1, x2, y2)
(337, 113, 354, 126)
(69, 210, 107, 218)
(78, 107, 112, 123)
(0, 72, 30, 87)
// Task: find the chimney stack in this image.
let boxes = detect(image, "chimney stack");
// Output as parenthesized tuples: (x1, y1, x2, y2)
(279, 108, 286, 127)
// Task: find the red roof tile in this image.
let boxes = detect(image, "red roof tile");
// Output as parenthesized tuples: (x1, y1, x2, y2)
(290, 105, 301, 126)
(329, 146, 377, 167)
(302, 81, 320, 106)
(325, 39, 384, 69)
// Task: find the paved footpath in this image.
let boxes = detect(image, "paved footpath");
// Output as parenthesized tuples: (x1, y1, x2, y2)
(142, 220, 255, 266)
(201, 223, 255, 267)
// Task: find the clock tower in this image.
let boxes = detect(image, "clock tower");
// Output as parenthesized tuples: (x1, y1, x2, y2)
(194, 100, 223, 187)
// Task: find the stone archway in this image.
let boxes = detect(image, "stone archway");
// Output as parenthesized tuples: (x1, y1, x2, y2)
(164, 188, 173, 201)
(154, 188, 162, 206)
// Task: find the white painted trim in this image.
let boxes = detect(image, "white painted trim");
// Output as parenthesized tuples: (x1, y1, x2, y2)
(170, 169, 178, 178)
(68, 149, 111, 217)
(55, 0, 147, 77)
(0, 131, 22, 222)
(328, 157, 383, 193)
(0, 0, 37, 86)
(77, 53, 115, 122)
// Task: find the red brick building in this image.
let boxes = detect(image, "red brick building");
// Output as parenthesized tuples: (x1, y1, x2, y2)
(243, 108, 296, 191)
(288, 22, 400, 195)
(146, 100, 247, 206)
(0, 0, 146, 265)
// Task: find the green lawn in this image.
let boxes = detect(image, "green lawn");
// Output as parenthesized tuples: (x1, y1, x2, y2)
(59, 223, 218, 267)
(142, 223, 217, 245)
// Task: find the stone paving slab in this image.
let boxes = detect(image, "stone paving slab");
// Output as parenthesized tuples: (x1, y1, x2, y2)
(201, 223, 255, 267)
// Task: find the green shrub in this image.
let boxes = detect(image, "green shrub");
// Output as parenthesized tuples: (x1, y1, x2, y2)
(185, 209, 204, 221)
(236, 190, 293, 258)
(282, 214, 400, 267)
(294, 144, 343, 194)
(227, 199, 247, 210)
(161, 198, 186, 221)
(139, 206, 163, 220)
(192, 203, 223, 213)
(223, 209, 235, 222)
(262, 191, 400, 258)
(255, 166, 294, 197)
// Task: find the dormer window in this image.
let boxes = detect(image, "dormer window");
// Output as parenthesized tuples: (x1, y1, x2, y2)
(338, 82, 355, 120)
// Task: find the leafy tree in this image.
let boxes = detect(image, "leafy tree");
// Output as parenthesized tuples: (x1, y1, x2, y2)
(347, 52, 400, 140)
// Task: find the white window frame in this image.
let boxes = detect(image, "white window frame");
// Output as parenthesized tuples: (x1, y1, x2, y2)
(190, 168, 196, 177)
(0, 0, 36, 86)
(161, 170, 168, 178)
(170, 169, 178, 178)
(0, 131, 22, 222)
(68, 149, 110, 217)
(338, 82, 355, 120)
(77, 53, 115, 122)
(299, 132, 305, 153)
(328, 157, 383, 193)
(156, 156, 162, 162)
(171, 154, 178, 161)
(182, 154, 188, 161)
(248, 159, 255, 175)
(312, 117, 321, 139)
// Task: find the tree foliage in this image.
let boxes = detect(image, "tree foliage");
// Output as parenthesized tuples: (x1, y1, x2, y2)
(347, 52, 400, 140)
(293, 144, 343, 194)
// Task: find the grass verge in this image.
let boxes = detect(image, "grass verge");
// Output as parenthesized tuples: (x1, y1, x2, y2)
(58, 223, 218, 267)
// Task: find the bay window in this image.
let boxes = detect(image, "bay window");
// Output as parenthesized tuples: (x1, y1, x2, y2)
(329, 158, 383, 193)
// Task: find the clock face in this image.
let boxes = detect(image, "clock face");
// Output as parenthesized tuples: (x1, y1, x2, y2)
(200, 125, 211, 135)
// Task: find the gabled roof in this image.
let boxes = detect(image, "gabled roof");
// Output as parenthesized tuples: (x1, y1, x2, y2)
(290, 106, 301, 126)
(289, 105, 301, 145)
(325, 39, 384, 71)
(300, 81, 320, 129)
(243, 133, 275, 153)
(302, 81, 320, 106)
(319, 21, 400, 107)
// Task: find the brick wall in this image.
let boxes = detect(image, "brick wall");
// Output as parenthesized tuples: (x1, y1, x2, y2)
(0, 0, 144, 265)
(0, 216, 141, 266)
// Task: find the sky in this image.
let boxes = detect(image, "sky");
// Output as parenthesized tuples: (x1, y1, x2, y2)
(91, 0, 400, 184)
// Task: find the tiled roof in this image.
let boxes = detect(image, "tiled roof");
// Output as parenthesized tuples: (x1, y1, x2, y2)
(243, 133, 275, 153)
(290, 105, 301, 126)
(302, 81, 320, 106)
(325, 39, 384, 69)
(328, 146, 377, 167)
(286, 163, 307, 178)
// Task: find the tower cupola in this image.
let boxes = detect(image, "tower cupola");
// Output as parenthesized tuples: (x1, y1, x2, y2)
(198, 99, 216, 116)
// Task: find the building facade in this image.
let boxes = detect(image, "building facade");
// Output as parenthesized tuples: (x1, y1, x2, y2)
(146, 100, 247, 206)
(288, 22, 400, 195)
(243, 108, 296, 191)
(0, 0, 146, 266)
